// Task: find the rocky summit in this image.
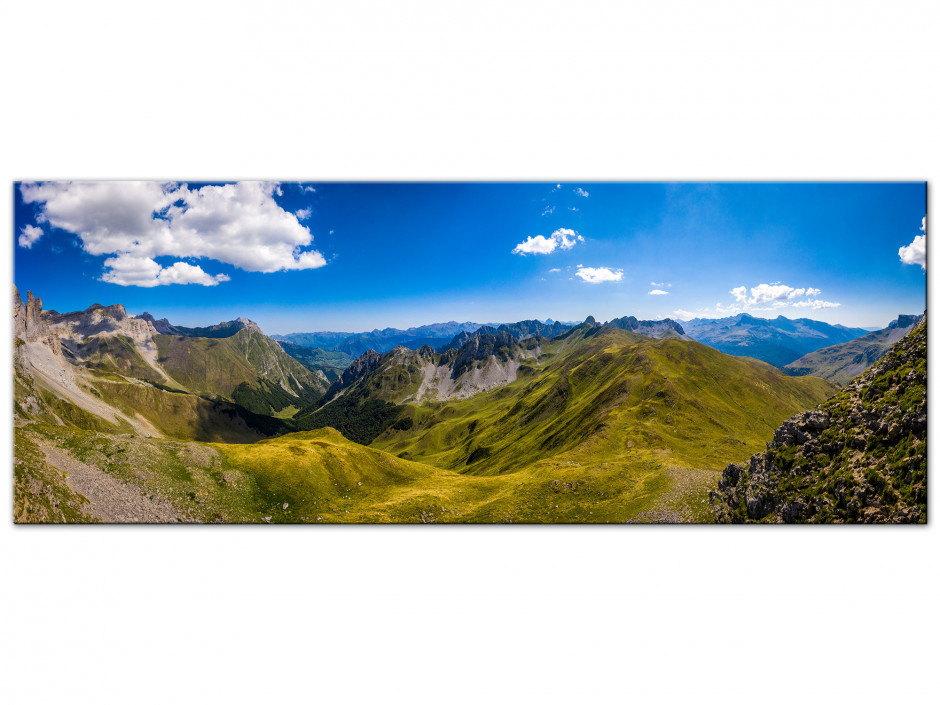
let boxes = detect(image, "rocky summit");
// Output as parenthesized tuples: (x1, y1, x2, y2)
(710, 314, 926, 523)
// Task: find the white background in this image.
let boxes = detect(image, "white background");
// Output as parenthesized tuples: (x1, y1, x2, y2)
(1, 1, 937, 703)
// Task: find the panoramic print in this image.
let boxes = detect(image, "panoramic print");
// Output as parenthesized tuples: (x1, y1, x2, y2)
(12, 181, 927, 524)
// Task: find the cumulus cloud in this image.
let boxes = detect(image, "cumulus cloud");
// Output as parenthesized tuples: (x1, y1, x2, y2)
(19, 181, 327, 286)
(548, 268, 560, 273)
(648, 289, 669, 295)
(689, 282, 840, 317)
(295, 207, 312, 220)
(899, 216, 926, 270)
(512, 228, 584, 255)
(101, 255, 230, 287)
(575, 266, 623, 284)
(790, 299, 841, 309)
(573, 187, 589, 198)
(18, 224, 44, 248)
(672, 309, 697, 320)
(650, 281, 671, 288)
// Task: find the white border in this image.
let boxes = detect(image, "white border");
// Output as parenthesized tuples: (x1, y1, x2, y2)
(2, 2, 937, 704)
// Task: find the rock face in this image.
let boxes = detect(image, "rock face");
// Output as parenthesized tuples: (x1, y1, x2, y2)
(710, 314, 927, 524)
(325, 349, 385, 400)
(14, 286, 61, 354)
(322, 330, 543, 405)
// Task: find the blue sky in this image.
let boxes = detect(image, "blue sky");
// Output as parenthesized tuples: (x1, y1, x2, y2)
(13, 181, 926, 333)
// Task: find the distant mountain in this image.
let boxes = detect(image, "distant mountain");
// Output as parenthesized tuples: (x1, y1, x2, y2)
(437, 319, 573, 352)
(784, 314, 922, 385)
(711, 314, 926, 523)
(679, 313, 869, 367)
(274, 321, 490, 357)
(137, 313, 250, 339)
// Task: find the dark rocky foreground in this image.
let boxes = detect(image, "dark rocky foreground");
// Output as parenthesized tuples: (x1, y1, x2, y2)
(711, 315, 927, 523)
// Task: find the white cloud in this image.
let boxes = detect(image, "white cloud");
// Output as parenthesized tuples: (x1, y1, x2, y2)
(899, 216, 926, 270)
(101, 255, 230, 287)
(513, 235, 557, 255)
(569, 206, 580, 212)
(575, 266, 623, 284)
(791, 299, 841, 310)
(650, 281, 672, 288)
(648, 289, 669, 295)
(672, 309, 697, 320)
(512, 228, 584, 255)
(295, 207, 312, 220)
(18, 224, 44, 248)
(541, 205, 555, 216)
(723, 282, 839, 314)
(748, 283, 798, 304)
(573, 187, 589, 198)
(548, 268, 560, 273)
(304, 185, 317, 193)
(19, 181, 327, 287)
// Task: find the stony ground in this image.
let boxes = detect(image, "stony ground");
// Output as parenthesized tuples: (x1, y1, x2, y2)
(627, 464, 719, 523)
(36, 440, 183, 523)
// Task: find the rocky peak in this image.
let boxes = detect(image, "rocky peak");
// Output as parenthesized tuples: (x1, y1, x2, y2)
(451, 331, 519, 378)
(13, 286, 61, 355)
(235, 317, 262, 334)
(324, 349, 384, 400)
(888, 314, 921, 330)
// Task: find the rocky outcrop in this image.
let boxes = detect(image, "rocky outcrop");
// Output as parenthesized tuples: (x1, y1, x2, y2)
(137, 312, 184, 335)
(711, 314, 927, 523)
(324, 349, 385, 400)
(14, 286, 61, 355)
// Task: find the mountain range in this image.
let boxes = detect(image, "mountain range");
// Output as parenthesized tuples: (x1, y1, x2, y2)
(679, 313, 870, 367)
(277, 312, 888, 373)
(12, 287, 925, 524)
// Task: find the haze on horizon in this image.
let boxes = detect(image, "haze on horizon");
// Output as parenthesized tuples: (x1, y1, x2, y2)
(14, 181, 926, 334)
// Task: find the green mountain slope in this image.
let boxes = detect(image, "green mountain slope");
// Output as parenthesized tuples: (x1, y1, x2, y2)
(783, 314, 921, 385)
(149, 326, 326, 416)
(373, 330, 836, 481)
(711, 315, 926, 523)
